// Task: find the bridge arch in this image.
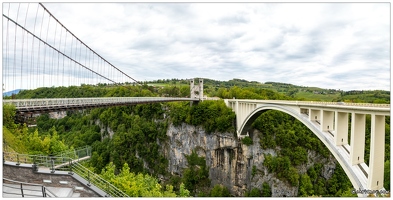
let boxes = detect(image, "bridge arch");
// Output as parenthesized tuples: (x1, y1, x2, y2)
(239, 104, 364, 193)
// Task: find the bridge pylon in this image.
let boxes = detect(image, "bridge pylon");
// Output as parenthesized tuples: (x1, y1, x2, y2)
(190, 79, 203, 104)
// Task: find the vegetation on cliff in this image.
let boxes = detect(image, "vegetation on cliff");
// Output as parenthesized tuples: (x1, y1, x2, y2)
(3, 78, 390, 197)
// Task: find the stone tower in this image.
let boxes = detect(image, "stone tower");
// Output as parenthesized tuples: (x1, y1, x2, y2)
(190, 79, 203, 101)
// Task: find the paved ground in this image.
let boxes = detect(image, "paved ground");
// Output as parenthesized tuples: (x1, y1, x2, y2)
(3, 183, 80, 198)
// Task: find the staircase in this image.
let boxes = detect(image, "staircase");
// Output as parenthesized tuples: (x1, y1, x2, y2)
(3, 146, 129, 197)
(2, 183, 82, 198)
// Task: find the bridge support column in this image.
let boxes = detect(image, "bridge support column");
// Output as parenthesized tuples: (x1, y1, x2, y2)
(334, 112, 348, 146)
(235, 100, 241, 136)
(321, 110, 334, 132)
(350, 113, 366, 165)
(309, 109, 321, 123)
(367, 114, 385, 190)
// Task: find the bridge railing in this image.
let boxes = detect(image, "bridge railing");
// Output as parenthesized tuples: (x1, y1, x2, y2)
(294, 101, 390, 108)
(226, 99, 390, 108)
(3, 97, 196, 108)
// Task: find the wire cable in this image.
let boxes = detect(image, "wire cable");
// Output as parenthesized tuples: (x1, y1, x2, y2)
(39, 3, 142, 85)
(13, 3, 21, 92)
(30, 3, 39, 90)
(21, 3, 29, 90)
(3, 14, 118, 85)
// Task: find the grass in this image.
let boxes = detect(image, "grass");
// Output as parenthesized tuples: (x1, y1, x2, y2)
(3, 127, 27, 153)
(294, 91, 340, 101)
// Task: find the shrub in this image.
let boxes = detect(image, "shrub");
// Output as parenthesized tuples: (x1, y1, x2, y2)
(241, 136, 253, 146)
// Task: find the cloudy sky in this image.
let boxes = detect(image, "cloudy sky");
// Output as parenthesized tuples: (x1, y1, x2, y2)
(3, 2, 390, 91)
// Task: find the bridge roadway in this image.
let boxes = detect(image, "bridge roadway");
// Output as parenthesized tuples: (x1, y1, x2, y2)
(224, 99, 390, 196)
(3, 97, 199, 113)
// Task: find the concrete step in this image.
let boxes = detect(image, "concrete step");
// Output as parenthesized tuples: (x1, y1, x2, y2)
(72, 192, 81, 197)
(46, 186, 74, 197)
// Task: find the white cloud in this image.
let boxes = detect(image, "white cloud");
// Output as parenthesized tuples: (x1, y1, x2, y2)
(2, 2, 390, 91)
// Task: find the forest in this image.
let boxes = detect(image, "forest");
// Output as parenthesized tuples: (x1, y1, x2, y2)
(3, 78, 390, 197)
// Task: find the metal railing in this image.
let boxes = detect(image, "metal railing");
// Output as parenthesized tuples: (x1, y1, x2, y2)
(53, 146, 92, 160)
(3, 97, 197, 108)
(3, 150, 129, 197)
(3, 146, 92, 170)
(3, 178, 57, 197)
(70, 162, 129, 197)
(226, 99, 390, 108)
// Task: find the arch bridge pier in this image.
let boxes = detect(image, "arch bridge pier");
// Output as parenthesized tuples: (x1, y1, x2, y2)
(224, 99, 390, 196)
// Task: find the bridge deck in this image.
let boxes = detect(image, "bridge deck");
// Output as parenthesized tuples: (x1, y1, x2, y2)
(3, 97, 199, 113)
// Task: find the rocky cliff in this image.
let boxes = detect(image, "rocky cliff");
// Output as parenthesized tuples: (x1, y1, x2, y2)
(162, 123, 337, 197)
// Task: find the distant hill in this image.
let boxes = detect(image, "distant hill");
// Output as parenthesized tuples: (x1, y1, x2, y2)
(147, 78, 390, 103)
(3, 89, 23, 97)
(8, 78, 390, 103)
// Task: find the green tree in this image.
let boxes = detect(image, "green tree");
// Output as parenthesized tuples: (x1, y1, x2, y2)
(210, 184, 231, 197)
(48, 127, 67, 154)
(246, 188, 261, 197)
(100, 162, 178, 197)
(3, 104, 17, 130)
(384, 160, 390, 190)
(261, 182, 272, 197)
(299, 174, 314, 197)
(179, 183, 191, 197)
(242, 136, 253, 146)
(182, 151, 210, 196)
(27, 129, 44, 153)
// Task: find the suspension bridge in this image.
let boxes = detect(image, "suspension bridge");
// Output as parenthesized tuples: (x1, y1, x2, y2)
(3, 3, 143, 92)
(2, 2, 203, 114)
(2, 2, 390, 197)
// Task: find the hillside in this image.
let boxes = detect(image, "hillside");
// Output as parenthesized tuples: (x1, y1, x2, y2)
(3, 89, 24, 97)
(3, 79, 390, 197)
(147, 78, 390, 103)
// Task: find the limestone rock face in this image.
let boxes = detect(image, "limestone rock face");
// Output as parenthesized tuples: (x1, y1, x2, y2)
(48, 111, 67, 119)
(161, 123, 337, 197)
(93, 117, 338, 197)
(93, 118, 337, 197)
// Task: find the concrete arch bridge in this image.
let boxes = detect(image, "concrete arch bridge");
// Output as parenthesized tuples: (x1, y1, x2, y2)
(224, 99, 390, 196)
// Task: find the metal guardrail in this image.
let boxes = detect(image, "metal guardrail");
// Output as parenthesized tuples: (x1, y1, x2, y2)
(53, 146, 92, 160)
(3, 147, 129, 197)
(3, 146, 92, 170)
(293, 100, 390, 108)
(70, 162, 129, 197)
(3, 97, 197, 108)
(226, 99, 390, 108)
(3, 178, 57, 197)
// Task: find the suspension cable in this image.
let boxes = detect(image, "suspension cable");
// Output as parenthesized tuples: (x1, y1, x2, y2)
(5, 4, 10, 92)
(30, 3, 39, 90)
(21, 3, 29, 90)
(3, 14, 118, 85)
(38, 3, 141, 85)
(13, 3, 21, 92)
